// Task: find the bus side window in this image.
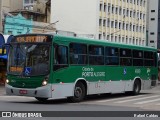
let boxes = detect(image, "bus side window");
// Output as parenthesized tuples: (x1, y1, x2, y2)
(69, 43, 87, 65)
(54, 45, 68, 71)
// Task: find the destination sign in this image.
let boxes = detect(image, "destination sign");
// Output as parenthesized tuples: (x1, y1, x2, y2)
(10, 67, 23, 72)
(13, 35, 51, 43)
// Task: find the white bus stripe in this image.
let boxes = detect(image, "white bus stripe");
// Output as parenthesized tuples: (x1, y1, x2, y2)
(135, 98, 160, 105)
(97, 95, 147, 103)
(114, 95, 160, 103)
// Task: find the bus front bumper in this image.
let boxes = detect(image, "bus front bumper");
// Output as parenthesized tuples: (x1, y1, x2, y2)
(5, 84, 52, 98)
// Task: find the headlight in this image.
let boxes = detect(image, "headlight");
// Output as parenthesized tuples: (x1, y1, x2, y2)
(42, 80, 48, 86)
(6, 79, 9, 84)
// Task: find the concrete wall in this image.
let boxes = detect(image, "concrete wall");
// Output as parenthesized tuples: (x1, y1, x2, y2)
(148, 0, 159, 48)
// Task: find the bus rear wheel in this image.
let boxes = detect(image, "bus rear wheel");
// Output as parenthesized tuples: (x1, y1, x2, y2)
(68, 82, 86, 102)
(132, 80, 141, 95)
(35, 97, 48, 102)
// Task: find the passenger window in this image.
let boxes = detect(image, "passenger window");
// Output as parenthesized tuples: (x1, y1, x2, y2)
(120, 48, 132, 66)
(53, 45, 68, 71)
(69, 43, 87, 65)
(89, 45, 104, 65)
(133, 50, 143, 66)
(105, 47, 119, 65)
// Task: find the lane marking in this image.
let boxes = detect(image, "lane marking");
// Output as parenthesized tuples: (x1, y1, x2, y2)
(97, 95, 147, 103)
(114, 95, 160, 103)
(135, 98, 160, 105)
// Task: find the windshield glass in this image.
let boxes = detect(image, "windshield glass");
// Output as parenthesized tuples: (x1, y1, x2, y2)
(8, 44, 50, 76)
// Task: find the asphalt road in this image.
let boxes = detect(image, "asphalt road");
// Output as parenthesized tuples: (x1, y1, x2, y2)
(0, 85, 160, 120)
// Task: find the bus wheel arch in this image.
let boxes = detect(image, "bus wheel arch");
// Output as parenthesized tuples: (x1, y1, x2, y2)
(68, 79, 87, 102)
(132, 78, 141, 95)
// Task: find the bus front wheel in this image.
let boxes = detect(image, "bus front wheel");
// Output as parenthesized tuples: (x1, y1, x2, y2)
(68, 82, 86, 102)
(35, 97, 48, 102)
(132, 80, 141, 95)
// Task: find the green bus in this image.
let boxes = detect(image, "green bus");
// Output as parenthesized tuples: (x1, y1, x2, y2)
(5, 34, 158, 102)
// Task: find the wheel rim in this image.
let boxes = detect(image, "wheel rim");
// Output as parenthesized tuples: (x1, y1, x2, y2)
(74, 86, 82, 98)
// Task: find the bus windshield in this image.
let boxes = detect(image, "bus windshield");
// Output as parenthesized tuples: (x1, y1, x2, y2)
(8, 43, 50, 76)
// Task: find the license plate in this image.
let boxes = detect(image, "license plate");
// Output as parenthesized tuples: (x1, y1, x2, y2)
(19, 90, 27, 94)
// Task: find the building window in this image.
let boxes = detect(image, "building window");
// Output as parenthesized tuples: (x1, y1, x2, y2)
(99, 34, 102, 39)
(126, 24, 128, 30)
(133, 25, 135, 31)
(115, 21, 117, 28)
(143, 14, 145, 19)
(130, 24, 132, 31)
(122, 23, 125, 30)
(100, 3, 102, 11)
(103, 20, 106, 26)
(150, 40, 154, 43)
(136, 25, 138, 32)
(108, 4, 111, 12)
(140, 13, 142, 19)
(140, 0, 142, 6)
(115, 7, 118, 14)
(8, 31, 12, 35)
(99, 19, 102, 26)
(150, 32, 155, 35)
(123, 9, 125, 16)
(25, 0, 29, 3)
(140, 26, 142, 32)
(111, 21, 114, 28)
(151, 10, 155, 12)
(126, 9, 129, 16)
(112, 5, 114, 13)
(151, 18, 155, 21)
(104, 4, 106, 12)
(130, 11, 132, 17)
(119, 22, 121, 29)
(134, 0, 136, 4)
(143, 0, 145, 7)
(137, 0, 139, 5)
(107, 19, 110, 27)
(119, 7, 122, 15)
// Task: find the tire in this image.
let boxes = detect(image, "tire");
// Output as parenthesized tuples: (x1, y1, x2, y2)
(132, 80, 141, 95)
(68, 82, 86, 102)
(35, 97, 48, 102)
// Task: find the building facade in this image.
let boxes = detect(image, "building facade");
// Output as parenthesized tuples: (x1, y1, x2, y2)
(4, 13, 33, 35)
(147, 0, 159, 49)
(51, 0, 147, 46)
(0, 0, 23, 33)
(23, 0, 48, 10)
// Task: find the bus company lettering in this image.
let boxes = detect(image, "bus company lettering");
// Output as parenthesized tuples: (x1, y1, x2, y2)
(10, 67, 23, 72)
(82, 67, 105, 77)
(135, 69, 141, 74)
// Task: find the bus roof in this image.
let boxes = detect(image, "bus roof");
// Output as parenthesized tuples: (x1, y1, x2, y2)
(54, 34, 157, 51)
